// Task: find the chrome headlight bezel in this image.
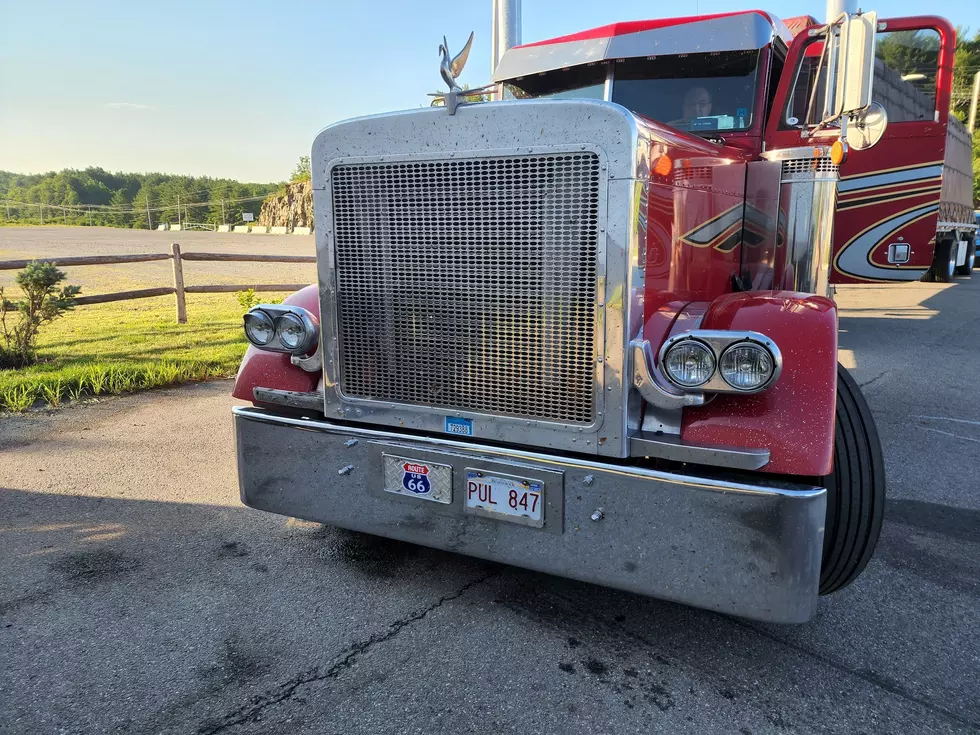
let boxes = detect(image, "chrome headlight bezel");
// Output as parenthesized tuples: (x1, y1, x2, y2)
(657, 330, 782, 394)
(243, 305, 319, 356)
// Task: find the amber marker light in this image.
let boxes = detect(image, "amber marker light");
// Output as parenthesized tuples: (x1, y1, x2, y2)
(653, 155, 672, 177)
(830, 140, 848, 166)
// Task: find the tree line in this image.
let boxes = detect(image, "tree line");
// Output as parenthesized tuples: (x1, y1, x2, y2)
(0, 168, 280, 229)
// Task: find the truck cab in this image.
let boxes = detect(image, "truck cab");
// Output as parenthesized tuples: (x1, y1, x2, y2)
(232, 11, 893, 623)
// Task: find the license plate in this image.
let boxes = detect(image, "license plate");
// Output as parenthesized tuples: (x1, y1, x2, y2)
(464, 470, 545, 528)
(382, 455, 452, 504)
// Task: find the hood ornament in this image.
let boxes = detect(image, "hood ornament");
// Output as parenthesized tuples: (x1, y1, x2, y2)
(428, 32, 497, 115)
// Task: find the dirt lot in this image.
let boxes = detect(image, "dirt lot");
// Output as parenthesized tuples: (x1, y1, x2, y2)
(0, 226, 315, 293)
(0, 271, 978, 733)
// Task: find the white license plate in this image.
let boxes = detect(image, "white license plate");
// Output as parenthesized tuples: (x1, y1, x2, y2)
(382, 455, 452, 504)
(464, 470, 545, 528)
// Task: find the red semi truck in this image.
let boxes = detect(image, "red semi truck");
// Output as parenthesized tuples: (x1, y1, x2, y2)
(233, 11, 924, 623)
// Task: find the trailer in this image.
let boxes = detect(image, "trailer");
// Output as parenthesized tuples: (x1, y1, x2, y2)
(232, 11, 906, 623)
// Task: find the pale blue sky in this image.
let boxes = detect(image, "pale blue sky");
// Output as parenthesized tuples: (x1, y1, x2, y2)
(1, 0, 975, 182)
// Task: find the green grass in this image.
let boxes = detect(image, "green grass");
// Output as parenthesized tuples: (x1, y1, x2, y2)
(0, 293, 291, 412)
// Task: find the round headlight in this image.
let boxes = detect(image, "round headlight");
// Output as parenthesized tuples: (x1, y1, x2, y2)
(662, 340, 715, 388)
(719, 342, 776, 391)
(276, 313, 307, 351)
(243, 311, 274, 346)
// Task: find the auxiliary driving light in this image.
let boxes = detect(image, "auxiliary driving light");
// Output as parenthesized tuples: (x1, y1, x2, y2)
(242, 305, 318, 355)
(243, 310, 275, 346)
(662, 340, 715, 388)
(719, 342, 776, 391)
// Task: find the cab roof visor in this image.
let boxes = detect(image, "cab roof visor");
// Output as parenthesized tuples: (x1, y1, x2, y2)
(492, 11, 791, 83)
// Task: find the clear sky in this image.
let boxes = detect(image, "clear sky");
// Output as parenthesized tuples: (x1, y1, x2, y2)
(1, 0, 975, 183)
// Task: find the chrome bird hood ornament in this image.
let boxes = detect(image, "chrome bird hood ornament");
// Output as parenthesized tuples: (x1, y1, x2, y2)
(440, 31, 473, 93)
(428, 32, 497, 115)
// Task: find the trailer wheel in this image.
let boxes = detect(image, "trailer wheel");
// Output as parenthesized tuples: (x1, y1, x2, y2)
(930, 239, 957, 283)
(954, 238, 975, 276)
(819, 364, 886, 595)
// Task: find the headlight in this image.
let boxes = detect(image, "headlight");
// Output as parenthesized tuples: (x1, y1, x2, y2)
(662, 340, 715, 388)
(243, 311, 275, 346)
(719, 342, 776, 391)
(276, 314, 307, 351)
(243, 305, 318, 354)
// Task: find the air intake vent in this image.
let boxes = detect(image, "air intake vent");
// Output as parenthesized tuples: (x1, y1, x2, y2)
(331, 152, 601, 425)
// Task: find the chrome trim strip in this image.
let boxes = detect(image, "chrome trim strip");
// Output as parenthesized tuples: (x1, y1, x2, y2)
(630, 431, 769, 470)
(253, 388, 325, 412)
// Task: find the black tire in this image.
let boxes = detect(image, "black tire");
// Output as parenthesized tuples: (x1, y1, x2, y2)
(954, 238, 975, 276)
(819, 364, 886, 595)
(931, 239, 957, 283)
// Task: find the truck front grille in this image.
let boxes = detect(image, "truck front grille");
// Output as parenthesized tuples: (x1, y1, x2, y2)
(330, 152, 601, 425)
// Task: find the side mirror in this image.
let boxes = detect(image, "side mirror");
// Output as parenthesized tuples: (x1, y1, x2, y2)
(846, 101, 888, 149)
(834, 12, 877, 116)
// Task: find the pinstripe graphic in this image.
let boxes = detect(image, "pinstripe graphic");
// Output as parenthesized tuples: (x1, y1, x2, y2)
(836, 183, 943, 211)
(837, 162, 944, 193)
(834, 203, 938, 281)
(679, 205, 743, 251)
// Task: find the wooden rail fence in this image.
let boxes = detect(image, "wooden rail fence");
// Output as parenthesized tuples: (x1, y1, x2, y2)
(0, 242, 315, 324)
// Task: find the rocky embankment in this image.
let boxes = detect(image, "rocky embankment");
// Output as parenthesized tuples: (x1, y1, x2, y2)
(258, 181, 313, 229)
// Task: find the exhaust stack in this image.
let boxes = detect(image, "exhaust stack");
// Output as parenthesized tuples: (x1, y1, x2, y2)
(491, 0, 522, 73)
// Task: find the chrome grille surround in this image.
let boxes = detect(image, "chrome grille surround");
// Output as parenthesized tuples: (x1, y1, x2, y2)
(331, 152, 601, 425)
(313, 100, 651, 457)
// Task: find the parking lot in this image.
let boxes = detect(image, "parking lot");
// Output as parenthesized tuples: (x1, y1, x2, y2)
(1, 278, 978, 734)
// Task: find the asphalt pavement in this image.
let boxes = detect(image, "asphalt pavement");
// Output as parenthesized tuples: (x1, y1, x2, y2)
(1, 278, 978, 734)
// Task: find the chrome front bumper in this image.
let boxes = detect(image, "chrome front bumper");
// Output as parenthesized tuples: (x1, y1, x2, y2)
(234, 407, 826, 623)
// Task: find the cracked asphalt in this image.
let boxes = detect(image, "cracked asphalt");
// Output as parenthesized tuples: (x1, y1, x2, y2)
(1, 279, 978, 734)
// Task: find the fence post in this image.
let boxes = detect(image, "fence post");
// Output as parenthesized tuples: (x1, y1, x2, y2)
(171, 242, 187, 324)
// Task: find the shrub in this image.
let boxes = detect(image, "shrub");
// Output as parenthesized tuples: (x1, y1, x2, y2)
(236, 289, 283, 313)
(0, 262, 81, 369)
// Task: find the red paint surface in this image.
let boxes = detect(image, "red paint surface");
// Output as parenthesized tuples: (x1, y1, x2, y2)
(231, 285, 320, 403)
(763, 15, 958, 284)
(679, 292, 839, 476)
(514, 11, 780, 49)
(828, 16, 957, 283)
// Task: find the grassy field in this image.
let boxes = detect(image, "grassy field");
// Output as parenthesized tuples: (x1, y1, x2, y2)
(0, 293, 293, 412)
(0, 226, 314, 412)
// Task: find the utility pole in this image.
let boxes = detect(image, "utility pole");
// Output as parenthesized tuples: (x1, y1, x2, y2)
(145, 193, 153, 230)
(88, 207, 93, 226)
(969, 71, 980, 134)
(63, 206, 67, 225)
(4, 200, 9, 219)
(221, 199, 226, 224)
(176, 193, 181, 228)
(39, 204, 44, 225)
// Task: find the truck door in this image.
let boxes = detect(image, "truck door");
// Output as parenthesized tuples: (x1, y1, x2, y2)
(766, 16, 957, 283)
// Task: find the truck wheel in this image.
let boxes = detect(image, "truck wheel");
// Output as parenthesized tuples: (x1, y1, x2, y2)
(954, 238, 975, 276)
(819, 364, 886, 595)
(931, 239, 956, 283)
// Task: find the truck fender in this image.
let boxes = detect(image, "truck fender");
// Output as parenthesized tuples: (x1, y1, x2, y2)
(231, 285, 321, 403)
(680, 291, 838, 476)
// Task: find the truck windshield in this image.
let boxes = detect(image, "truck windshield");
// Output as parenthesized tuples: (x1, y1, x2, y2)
(503, 50, 761, 134)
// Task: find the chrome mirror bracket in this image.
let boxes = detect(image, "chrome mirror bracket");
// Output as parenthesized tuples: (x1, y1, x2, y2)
(291, 341, 323, 373)
(630, 339, 705, 434)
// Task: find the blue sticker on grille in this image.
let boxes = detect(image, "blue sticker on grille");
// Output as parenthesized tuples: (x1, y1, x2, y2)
(445, 417, 473, 436)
